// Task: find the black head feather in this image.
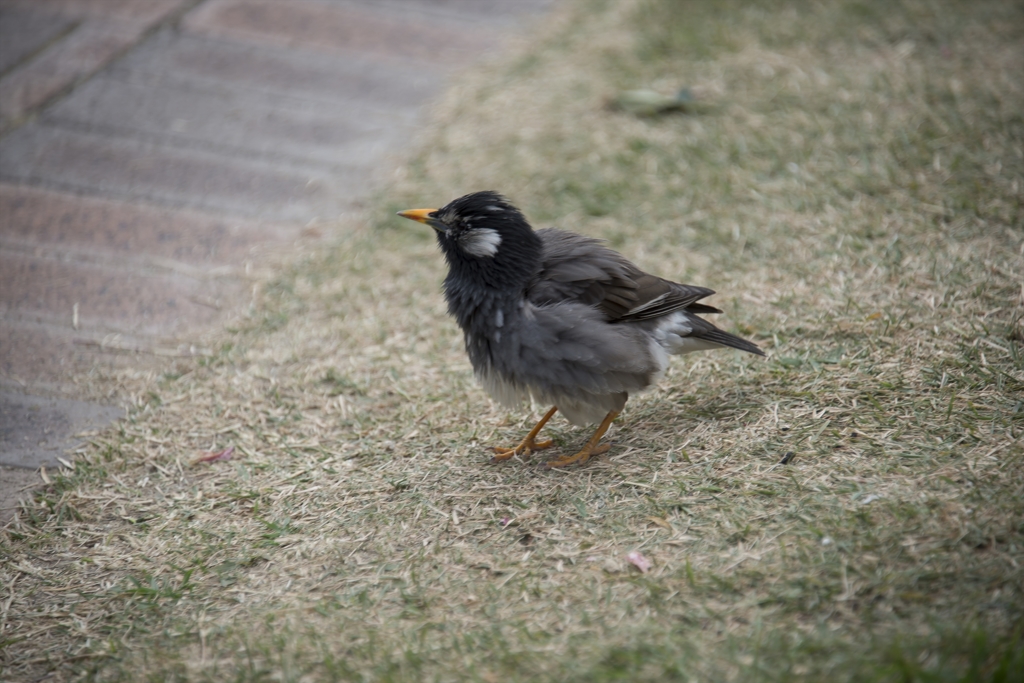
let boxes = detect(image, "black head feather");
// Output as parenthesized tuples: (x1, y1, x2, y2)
(431, 191, 542, 291)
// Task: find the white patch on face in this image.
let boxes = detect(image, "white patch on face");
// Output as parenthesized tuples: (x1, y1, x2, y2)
(460, 227, 502, 258)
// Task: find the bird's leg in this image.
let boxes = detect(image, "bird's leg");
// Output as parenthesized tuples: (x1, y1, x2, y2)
(492, 406, 558, 462)
(544, 410, 620, 468)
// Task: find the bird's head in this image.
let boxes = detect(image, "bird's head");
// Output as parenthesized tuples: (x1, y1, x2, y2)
(398, 191, 541, 289)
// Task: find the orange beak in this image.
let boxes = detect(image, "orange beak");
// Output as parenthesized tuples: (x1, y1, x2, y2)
(397, 208, 446, 233)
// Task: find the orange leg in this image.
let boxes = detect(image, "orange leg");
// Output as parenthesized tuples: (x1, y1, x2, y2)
(492, 406, 558, 463)
(544, 410, 620, 469)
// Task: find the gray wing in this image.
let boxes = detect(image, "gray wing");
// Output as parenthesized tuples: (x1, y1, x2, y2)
(528, 228, 722, 321)
(528, 228, 764, 357)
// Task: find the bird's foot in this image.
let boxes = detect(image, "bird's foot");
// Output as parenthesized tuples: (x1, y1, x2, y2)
(543, 442, 611, 469)
(491, 436, 554, 463)
(542, 409, 620, 468)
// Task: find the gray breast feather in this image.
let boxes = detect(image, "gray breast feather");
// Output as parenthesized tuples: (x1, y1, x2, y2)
(469, 301, 662, 426)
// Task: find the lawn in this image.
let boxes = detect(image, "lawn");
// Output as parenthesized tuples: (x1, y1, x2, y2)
(2, 0, 1022, 680)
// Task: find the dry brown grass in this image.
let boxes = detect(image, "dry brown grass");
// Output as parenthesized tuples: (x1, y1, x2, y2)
(2, 0, 1023, 680)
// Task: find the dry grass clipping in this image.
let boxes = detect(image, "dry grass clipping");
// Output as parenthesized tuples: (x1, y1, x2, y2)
(2, 0, 1022, 681)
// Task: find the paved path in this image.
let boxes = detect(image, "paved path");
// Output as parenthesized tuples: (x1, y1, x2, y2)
(0, 0, 552, 519)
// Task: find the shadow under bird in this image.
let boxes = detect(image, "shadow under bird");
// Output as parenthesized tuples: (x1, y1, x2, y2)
(398, 191, 764, 468)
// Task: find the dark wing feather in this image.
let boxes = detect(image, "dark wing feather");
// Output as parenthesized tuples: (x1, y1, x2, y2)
(616, 274, 720, 321)
(686, 303, 724, 315)
(528, 229, 639, 319)
(529, 228, 719, 322)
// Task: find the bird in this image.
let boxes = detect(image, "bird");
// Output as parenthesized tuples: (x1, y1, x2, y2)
(397, 191, 764, 468)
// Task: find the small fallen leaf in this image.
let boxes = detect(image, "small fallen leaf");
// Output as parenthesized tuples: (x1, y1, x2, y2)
(609, 87, 696, 116)
(626, 551, 652, 573)
(867, 312, 883, 321)
(646, 515, 673, 531)
(193, 446, 234, 465)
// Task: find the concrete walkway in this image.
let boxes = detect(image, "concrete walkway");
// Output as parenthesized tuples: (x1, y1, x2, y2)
(0, 0, 552, 520)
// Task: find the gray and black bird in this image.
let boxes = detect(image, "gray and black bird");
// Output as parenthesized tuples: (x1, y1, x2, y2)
(398, 191, 764, 468)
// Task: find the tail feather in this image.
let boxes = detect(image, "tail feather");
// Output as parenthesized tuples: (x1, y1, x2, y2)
(692, 325, 765, 356)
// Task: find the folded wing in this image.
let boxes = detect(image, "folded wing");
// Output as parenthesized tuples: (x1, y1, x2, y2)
(529, 228, 721, 321)
(528, 228, 763, 357)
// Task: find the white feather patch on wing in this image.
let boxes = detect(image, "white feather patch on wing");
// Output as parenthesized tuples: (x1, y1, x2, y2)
(460, 227, 502, 258)
(626, 291, 670, 317)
